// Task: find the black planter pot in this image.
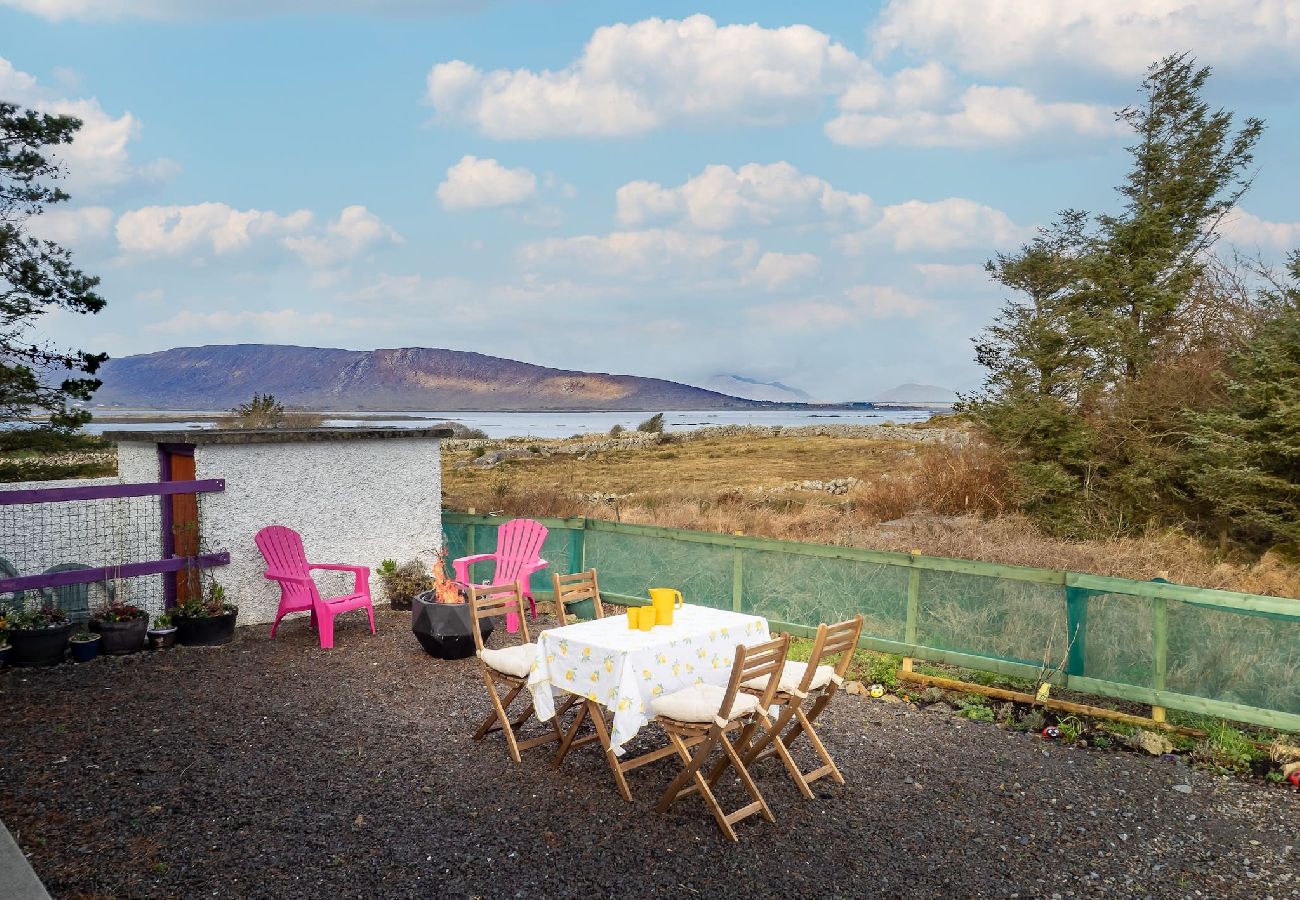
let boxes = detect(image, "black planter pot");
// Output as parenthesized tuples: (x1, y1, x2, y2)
(0, 644, 10, 668)
(148, 627, 178, 651)
(9, 622, 74, 667)
(412, 592, 491, 660)
(91, 616, 148, 655)
(175, 609, 238, 646)
(70, 636, 101, 663)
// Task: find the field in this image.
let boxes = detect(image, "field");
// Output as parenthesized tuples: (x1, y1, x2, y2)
(442, 427, 1300, 599)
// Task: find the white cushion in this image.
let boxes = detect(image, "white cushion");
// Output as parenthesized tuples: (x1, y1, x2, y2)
(479, 643, 537, 678)
(742, 661, 835, 695)
(651, 683, 760, 724)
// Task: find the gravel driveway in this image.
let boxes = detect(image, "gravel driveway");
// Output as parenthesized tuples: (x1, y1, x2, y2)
(2, 609, 1296, 899)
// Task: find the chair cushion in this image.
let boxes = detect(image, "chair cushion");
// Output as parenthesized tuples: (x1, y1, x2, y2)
(741, 660, 835, 694)
(479, 643, 537, 678)
(651, 683, 759, 723)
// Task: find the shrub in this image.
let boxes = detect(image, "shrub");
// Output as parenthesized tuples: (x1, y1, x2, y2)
(378, 559, 431, 610)
(637, 412, 665, 433)
(609, 424, 625, 437)
(1191, 720, 1261, 775)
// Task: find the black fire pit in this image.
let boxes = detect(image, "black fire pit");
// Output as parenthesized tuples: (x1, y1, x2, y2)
(411, 591, 492, 660)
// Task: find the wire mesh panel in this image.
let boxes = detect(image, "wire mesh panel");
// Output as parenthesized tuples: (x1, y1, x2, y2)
(915, 569, 1068, 668)
(1075, 589, 1154, 687)
(1167, 601, 1300, 715)
(740, 547, 910, 640)
(0, 492, 166, 621)
(586, 529, 734, 608)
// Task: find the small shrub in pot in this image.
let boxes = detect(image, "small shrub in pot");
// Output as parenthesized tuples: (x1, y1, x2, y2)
(148, 613, 178, 651)
(90, 600, 149, 655)
(378, 558, 432, 611)
(0, 614, 10, 667)
(7, 605, 73, 667)
(70, 628, 101, 663)
(173, 582, 239, 646)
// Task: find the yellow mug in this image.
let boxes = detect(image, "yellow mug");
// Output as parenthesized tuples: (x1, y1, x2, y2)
(627, 607, 640, 630)
(648, 588, 683, 626)
(637, 606, 655, 632)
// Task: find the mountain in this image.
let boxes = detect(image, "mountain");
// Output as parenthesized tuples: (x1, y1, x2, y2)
(702, 375, 812, 403)
(875, 383, 959, 404)
(92, 344, 769, 411)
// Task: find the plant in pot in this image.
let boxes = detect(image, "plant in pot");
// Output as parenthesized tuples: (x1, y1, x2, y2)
(411, 551, 492, 660)
(6, 605, 73, 667)
(0, 614, 10, 668)
(70, 628, 101, 663)
(173, 582, 239, 647)
(90, 599, 149, 655)
(378, 558, 431, 611)
(148, 613, 178, 650)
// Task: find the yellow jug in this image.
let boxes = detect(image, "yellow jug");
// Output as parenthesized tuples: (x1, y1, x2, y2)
(648, 588, 683, 626)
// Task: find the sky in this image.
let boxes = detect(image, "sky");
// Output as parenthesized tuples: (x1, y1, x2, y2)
(2, 1, 1298, 402)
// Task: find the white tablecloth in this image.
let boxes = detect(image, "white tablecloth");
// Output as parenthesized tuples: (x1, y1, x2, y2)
(527, 604, 771, 755)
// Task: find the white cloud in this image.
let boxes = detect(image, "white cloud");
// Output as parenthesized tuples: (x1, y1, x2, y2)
(872, 0, 1300, 77)
(518, 228, 759, 282)
(282, 205, 403, 266)
(426, 15, 866, 138)
(437, 155, 538, 211)
(845, 284, 934, 319)
(616, 162, 872, 231)
(838, 198, 1030, 254)
(913, 262, 992, 290)
(1221, 209, 1300, 251)
(115, 202, 313, 257)
(826, 84, 1118, 148)
(749, 252, 821, 291)
(28, 205, 114, 243)
(2, 0, 473, 20)
(1, 56, 177, 191)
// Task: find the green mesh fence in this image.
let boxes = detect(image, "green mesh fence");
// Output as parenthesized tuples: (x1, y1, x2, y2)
(443, 514, 1300, 731)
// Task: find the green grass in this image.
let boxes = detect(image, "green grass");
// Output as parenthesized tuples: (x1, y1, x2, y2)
(787, 636, 901, 688)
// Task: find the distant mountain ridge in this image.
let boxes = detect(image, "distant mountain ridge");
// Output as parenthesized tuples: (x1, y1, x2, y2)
(875, 383, 958, 403)
(703, 374, 812, 403)
(93, 344, 769, 411)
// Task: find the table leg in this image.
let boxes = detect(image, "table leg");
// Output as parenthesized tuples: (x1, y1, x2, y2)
(588, 701, 634, 803)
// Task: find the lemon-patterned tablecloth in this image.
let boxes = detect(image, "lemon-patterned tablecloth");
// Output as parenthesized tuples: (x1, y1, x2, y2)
(527, 604, 770, 755)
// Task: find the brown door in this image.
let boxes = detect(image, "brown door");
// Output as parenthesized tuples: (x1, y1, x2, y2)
(163, 447, 200, 605)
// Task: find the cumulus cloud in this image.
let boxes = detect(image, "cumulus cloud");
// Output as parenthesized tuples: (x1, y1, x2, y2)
(518, 228, 759, 282)
(838, 198, 1030, 254)
(1221, 209, 1300, 251)
(28, 205, 114, 244)
(844, 284, 934, 319)
(1, 56, 177, 191)
(616, 162, 872, 231)
(872, 0, 1300, 77)
(282, 205, 404, 266)
(426, 15, 866, 138)
(750, 284, 933, 330)
(437, 155, 538, 211)
(748, 252, 821, 291)
(115, 202, 313, 257)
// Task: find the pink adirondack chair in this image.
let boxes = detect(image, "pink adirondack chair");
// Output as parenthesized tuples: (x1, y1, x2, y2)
(255, 525, 376, 649)
(453, 518, 548, 633)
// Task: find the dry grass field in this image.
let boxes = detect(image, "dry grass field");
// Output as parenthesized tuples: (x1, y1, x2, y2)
(443, 429, 1300, 599)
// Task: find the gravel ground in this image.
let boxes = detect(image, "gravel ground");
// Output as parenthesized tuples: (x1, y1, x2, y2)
(2, 609, 1297, 899)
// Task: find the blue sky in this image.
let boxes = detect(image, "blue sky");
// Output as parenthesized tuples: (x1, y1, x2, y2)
(3, 1, 1298, 401)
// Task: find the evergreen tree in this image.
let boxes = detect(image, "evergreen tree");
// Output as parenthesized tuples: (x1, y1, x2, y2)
(1189, 254, 1300, 547)
(1, 103, 107, 429)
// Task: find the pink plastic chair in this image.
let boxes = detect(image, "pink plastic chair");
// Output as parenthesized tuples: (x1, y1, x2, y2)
(452, 518, 548, 633)
(255, 525, 376, 649)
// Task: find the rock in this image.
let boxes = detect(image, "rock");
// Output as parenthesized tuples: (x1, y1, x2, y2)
(1171, 783, 1192, 794)
(1129, 730, 1175, 756)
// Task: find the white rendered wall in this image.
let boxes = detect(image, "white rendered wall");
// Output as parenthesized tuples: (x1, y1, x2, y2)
(185, 437, 443, 625)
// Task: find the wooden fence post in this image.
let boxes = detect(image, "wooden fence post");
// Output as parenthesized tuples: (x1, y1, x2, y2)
(732, 532, 744, 613)
(1152, 595, 1168, 723)
(902, 549, 921, 673)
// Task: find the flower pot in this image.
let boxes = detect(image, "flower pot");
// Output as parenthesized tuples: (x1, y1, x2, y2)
(412, 592, 491, 660)
(0, 644, 10, 668)
(174, 609, 238, 646)
(9, 622, 74, 667)
(568, 597, 597, 622)
(91, 616, 148, 655)
(147, 627, 178, 651)
(70, 635, 101, 663)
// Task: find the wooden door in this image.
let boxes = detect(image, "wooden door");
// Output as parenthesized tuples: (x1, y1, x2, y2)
(162, 447, 200, 605)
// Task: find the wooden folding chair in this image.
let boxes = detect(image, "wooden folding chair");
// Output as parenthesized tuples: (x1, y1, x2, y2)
(653, 634, 790, 841)
(469, 581, 567, 763)
(551, 569, 605, 623)
(731, 615, 864, 797)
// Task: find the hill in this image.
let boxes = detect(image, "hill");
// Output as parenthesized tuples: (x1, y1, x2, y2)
(875, 383, 958, 404)
(92, 344, 766, 411)
(702, 374, 812, 403)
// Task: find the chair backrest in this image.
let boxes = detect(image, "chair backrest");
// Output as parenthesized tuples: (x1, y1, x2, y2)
(40, 563, 114, 623)
(799, 615, 865, 691)
(551, 569, 603, 623)
(719, 634, 790, 720)
(468, 581, 530, 650)
(490, 519, 548, 584)
(254, 525, 320, 606)
(0, 555, 24, 613)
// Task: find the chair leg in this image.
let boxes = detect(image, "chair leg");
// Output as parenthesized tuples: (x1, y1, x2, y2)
(482, 671, 522, 764)
(270, 611, 284, 638)
(589, 703, 633, 802)
(719, 728, 775, 824)
(476, 681, 524, 739)
(526, 592, 537, 619)
(737, 705, 816, 800)
(505, 609, 520, 634)
(365, 603, 376, 634)
(657, 729, 736, 841)
(793, 707, 844, 786)
(317, 612, 334, 650)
